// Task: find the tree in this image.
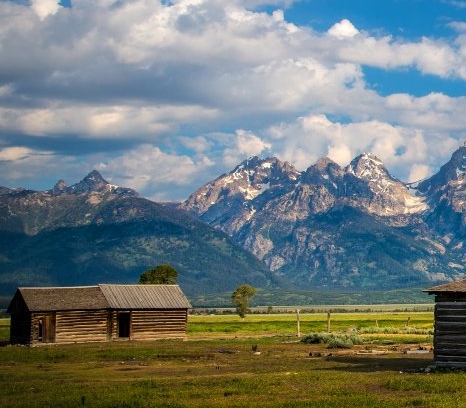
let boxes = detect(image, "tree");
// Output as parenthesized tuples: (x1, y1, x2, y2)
(139, 264, 178, 284)
(232, 284, 257, 319)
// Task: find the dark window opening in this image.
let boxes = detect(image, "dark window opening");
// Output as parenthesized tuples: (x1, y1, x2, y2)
(118, 312, 131, 338)
(38, 318, 43, 342)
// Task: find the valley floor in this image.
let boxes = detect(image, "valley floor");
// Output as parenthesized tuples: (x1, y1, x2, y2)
(0, 311, 456, 408)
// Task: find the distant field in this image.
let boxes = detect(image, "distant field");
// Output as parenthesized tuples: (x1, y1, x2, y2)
(188, 311, 434, 343)
(0, 319, 8, 343)
(197, 303, 434, 314)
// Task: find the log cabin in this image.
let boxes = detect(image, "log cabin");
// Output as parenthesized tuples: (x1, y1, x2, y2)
(424, 278, 466, 368)
(7, 284, 192, 346)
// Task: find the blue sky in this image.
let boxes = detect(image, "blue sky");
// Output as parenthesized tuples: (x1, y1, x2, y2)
(2, 0, 466, 200)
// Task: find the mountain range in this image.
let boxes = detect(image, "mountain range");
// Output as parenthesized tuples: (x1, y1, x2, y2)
(180, 145, 466, 292)
(0, 171, 276, 306)
(2, 145, 466, 306)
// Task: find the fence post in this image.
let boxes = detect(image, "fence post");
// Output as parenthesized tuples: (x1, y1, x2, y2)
(296, 309, 301, 337)
(327, 312, 331, 333)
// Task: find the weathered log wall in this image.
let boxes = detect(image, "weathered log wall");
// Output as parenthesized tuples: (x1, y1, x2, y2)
(54, 310, 109, 344)
(434, 301, 466, 368)
(131, 309, 188, 340)
(11, 308, 189, 345)
(109, 309, 188, 341)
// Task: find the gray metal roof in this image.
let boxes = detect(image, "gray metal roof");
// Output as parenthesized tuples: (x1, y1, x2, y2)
(99, 284, 192, 309)
(8, 284, 191, 312)
(424, 278, 466, 294)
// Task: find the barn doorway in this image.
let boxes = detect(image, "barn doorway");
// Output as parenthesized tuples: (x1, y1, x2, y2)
(37, 313, 56, 343)
(118, 312, 131, 338)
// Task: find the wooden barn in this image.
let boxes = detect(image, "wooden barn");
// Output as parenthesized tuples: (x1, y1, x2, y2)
(424, 278, 466, 368)
(7, 284, 192, 346)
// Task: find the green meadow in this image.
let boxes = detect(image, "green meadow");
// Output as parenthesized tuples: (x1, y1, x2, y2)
(2, 311, 464, 408)
(188, 310, 434, 339)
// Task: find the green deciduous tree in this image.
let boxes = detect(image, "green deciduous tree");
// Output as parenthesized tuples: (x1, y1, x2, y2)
(139, 264, 178, 284)
(232, 284, 257, 319)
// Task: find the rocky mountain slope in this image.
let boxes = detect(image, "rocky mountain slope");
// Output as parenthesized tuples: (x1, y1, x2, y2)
(180, 146, 466, 290)
(0, 171, 276, 300)
(4, 145, 466, 304)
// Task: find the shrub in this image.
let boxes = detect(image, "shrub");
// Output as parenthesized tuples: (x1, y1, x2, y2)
(301, 332, 364, 349)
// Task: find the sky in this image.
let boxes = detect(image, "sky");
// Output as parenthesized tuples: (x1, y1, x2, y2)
(2, 0, 466, 201)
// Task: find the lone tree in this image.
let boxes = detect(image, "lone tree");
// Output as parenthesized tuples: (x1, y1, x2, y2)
(139, 264, 178, 284)
(232, 284, 257, 319)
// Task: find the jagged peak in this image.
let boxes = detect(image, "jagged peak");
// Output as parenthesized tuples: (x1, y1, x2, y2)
(236, 156, 277, 170)
(232, 156, 299, 179)
(314, 157, 340, 170)
(445, 145, 466, 177)
(56, 170, 138, 197)
(302, 157, 343, 185)
(305, 157, 341, 175)
(68, 170, 109, 193)
(417, 145, 466, 195)
(349, 152, 384, 168)
(83, 170, 108, 184)
(50, 179, 68, 196)
(346, 152, 391, 181)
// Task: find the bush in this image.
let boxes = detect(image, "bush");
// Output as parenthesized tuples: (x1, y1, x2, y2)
(301, 332, 364, 349)
(358, 326, 433, 335)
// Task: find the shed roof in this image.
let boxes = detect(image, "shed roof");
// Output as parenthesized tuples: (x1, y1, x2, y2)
(99, 284, 192, 309)
(7, 284, 191, 313)
(424, 278, 466, 294)
(8, 286, 108, 312)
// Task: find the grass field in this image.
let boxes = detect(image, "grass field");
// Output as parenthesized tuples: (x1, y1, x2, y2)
(2, 311, 463, 408)
(188, 311, 434, 339)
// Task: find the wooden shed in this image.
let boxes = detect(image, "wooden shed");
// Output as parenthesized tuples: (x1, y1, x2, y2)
(424, 278, 466, 368)
(7, 284, 192, 346)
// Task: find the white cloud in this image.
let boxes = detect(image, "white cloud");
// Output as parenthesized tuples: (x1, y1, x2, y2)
(97, 144, 215, 200)
(265, 114, 431, 181)
(223, 130, 272, 167)
(0, 104, 217, 138)
(1, 0, 466, 198)
(30, 0, 61, 20)
(0, 147, 63, 186)
(408, 163, 431, 183)
(327, 144, 352, 166)
(0, 147, 34, 161)
(447, 21, 466, 32)
(179, 136, 212, 153)
(327, 19, 359, 39)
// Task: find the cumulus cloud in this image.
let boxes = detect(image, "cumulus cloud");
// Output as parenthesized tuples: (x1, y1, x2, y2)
(328, 19, 359, 39)
(409, 163, 431, 183)
(266, 113, 434, 182)
(1, 0, 466, 198)
(179, 136, 212, 153)
(97, 144, 215, 201)
(30, 0, 61, 20)
(223, 130, 272, 167)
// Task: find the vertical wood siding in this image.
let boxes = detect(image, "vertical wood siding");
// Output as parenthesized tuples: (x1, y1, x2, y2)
(434, 301, 466, 367)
